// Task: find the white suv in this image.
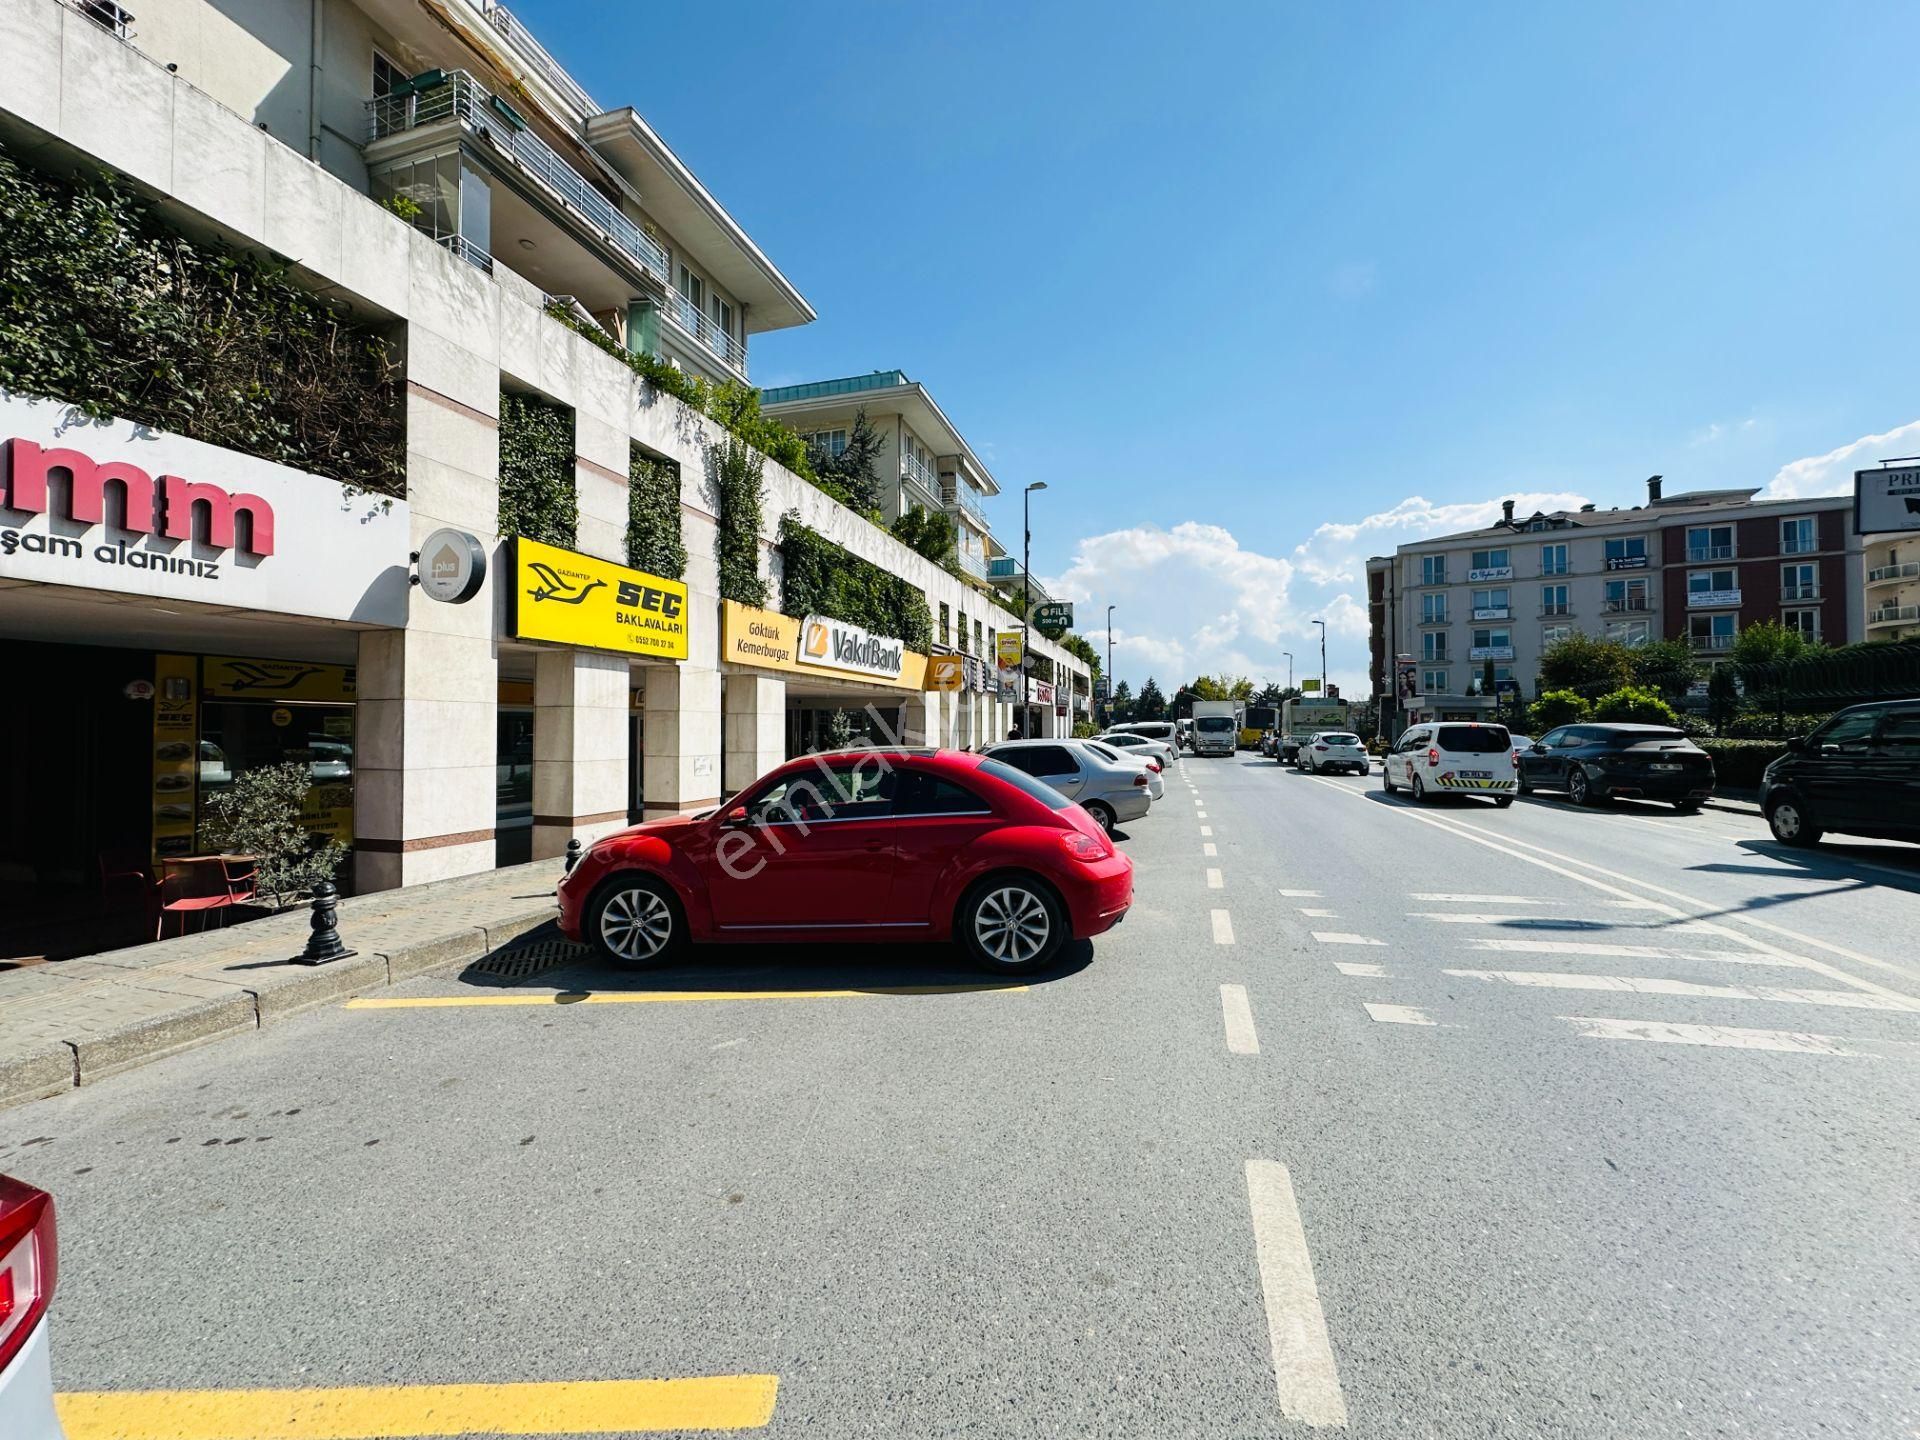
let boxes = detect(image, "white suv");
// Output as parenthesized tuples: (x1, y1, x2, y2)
(1382, 722, 1516, 806)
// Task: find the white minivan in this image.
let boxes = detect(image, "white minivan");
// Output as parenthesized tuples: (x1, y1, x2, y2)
(1382, 722, 1516, 806)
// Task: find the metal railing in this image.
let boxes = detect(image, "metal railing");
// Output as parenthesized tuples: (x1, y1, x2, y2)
(663, 288, 748, 374)
(1539, 605, 1572, 617)
(1868, 560, 1920, 584)
(902, 451, 940, 495)
(1780, 583, 1822, 602)
(436, 233, 494, 273)
(942, 481, 989, 527)
(953, 547, 988, 580)
(1602, 597, 1650, 612)
(483, 4, 599, 118)
(366, 72, 671, 290)
(1692, 632, 1737, 651)
(1870, 604, 1920, 626)
(1686, 543, 1735, 562)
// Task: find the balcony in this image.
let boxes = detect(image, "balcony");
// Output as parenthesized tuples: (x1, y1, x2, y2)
(1869, 604, 1920, 630)
(1602, 597, 1651, 613)
(663, 288, 748, 376)
(483, 4, 599, 118)
(1686, 544, 1735, 562)
(1539, 606, 1573, 618)
(1780, 583, 1822, 602)
(1691, 632, 1737, 651)
(942, 481, 991, 531)
(1868, 560, 1920, 586)
(902, 451, 941, 507)
(953, 547, 988, 581)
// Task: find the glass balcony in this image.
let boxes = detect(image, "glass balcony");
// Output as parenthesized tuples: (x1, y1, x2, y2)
(1869, 604, 1920, 628)
(1867, 560, 1920, 585)
(953, 547, 988, 580)
(482, 5, 600, 118)
(1686, 544, 1735, 562)
(941, 480, 990, 529)
(1602, 597, 1651, 612)
(1691, 632, 1737, 651)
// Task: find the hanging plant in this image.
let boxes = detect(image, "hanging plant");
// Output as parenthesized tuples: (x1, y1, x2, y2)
(497, 390, 576, 547)
(627, 446, 686, 578)
(713, 435, 768, 606)
(777, 512, 933, 652)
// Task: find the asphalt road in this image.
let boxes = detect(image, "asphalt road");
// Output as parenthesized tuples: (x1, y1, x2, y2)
(6, 755, 1920, 1438)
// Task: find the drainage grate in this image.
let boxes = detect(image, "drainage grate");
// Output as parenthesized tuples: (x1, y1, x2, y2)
(470, 939, 592, 984)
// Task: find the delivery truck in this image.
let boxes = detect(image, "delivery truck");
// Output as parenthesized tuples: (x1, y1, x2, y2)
(1279, 697, 1351, 763)
(1189, 700, 1243, 757)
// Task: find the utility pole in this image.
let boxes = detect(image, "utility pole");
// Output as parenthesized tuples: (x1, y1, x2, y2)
(1022, 481, 1047, 738)
(1312, 618, 1327, 695)
(1282, 651, 1293, 691)
(1106, 603, 1115, 726)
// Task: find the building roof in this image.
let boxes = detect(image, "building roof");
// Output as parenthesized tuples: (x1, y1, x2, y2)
(761, 372, 1000, 496)
(1375, 486, 1847, 553)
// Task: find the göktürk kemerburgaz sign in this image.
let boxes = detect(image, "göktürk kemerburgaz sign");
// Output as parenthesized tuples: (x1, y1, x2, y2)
(0, 391, 411, 625)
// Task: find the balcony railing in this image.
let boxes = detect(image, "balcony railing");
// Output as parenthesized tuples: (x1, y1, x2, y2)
(367, 71, 672, 291)
(1691, 632, 1737, 651)
(953, 547, 988, 580)
(1539, 606, 1573, 617)
(902, 451, 940, 497)
(1870, 604, 1920, 627)
(1602, 597, 1651, 612)
(1868, 560, 1920, 585)
(1780, 583, 1822, 602)
(942, 481, 990, 528)
(663, 289, 748, 375)
(1687, 543, 1735, 562)
(483, 4, 600, 118)
(436, 233, 494, 273)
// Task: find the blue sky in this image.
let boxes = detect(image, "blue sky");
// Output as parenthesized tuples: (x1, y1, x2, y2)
(523, 0, 1920, 694)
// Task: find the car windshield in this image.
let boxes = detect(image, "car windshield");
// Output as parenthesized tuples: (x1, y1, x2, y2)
(1319, 733, 1360, 745)
(974, 756, 1073, 809)
(1436, 725, 1511, 752)
(1196, 717, 1235, 732)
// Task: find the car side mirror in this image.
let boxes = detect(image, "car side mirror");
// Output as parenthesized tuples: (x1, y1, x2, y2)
(1784, 736, 1805, 753)
(721, 804, 751, 828)
(1531, 742, 1547, 753)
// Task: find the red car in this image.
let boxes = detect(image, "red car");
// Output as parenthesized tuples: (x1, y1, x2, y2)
(558, 749, 1133, 974)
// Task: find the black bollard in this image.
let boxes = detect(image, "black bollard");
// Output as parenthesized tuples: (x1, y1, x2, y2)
(290, 881, 357, 965)
(564, 837, 583, 874)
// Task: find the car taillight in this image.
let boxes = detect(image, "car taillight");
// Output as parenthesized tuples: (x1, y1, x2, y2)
(1147, 760, 1161, 772)
(1132, 773, 1149, 786)
(1426, 747, 1440, 767)
(1511, 749, 1520, 766)
(1314, 744, 1328, 751)
(1061, 831, 1109, 862)
(0, 1177, 56, 1376)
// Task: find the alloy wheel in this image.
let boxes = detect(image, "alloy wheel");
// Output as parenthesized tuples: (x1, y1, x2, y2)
(1570, 769, 1590, 805)
(599, 885, 674, 961)
(974, 886, 1052, 967)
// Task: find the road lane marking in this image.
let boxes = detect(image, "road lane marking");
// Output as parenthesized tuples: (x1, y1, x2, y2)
(1207, 868, 1224, 889)
(1277, 889, 1323, 898)
(1201, 825, 1214, 836)
(1221, 984, 1260, 1053)
(1302, 775, 1920, 1003)
(1299, 908, 1338, 918)
(1204, 843, 1218, 856)
(1407, 912, 1722, 931)
(1407, 893, 1658, 908)
(1559, 1016, 1865, 1056)
(1312, 933, 1384, 946)
(348, 985, 1027, 1010)
(1364, 1003, 1435, 1025)
(1465, 938, 1805, 967)
(1333, 962, 1387, 977)
(55, 1376, 781, 1439)
(1213, 909, 1237, 944)
(1244, 1160, 1349, 1428)
(1443, 970, 1920, 1011)
(1198, 811, 1210, 820)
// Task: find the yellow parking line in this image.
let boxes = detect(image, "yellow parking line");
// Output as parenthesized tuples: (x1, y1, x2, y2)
(346, 983, 1027, 1010)
(57, 1375, 779, 1439)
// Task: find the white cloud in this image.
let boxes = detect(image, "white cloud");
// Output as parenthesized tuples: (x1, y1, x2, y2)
(1766, 419, 1920, 498)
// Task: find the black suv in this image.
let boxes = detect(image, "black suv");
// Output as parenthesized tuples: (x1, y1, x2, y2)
(1517, 723, 1716, 810)
(1760, 698, 1920, 848)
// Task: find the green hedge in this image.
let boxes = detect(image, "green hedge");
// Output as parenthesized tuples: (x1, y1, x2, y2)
(777, 512, 932, 653)
(626, 446, 685, 579)
(1696, 739, 1786, 790)
(713, 436, 768, 607)
(497, 391, 576, 547)
(0, 139, 403, 494)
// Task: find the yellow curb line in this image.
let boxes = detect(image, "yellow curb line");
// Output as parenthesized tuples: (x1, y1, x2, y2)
(345, 984, 1029, 1009)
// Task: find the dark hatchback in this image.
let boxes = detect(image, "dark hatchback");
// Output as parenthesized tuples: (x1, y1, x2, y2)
(1759, 698, 1920, 848)
(1518, 723, 1716, 810)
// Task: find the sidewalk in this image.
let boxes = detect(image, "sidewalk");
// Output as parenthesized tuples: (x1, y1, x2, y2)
(0, 859, 564, 1111)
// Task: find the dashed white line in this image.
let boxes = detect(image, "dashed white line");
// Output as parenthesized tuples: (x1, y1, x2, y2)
(1561, 1016, 1865, 1056)
(1207, 868, 1224, 889)
(1408, 893, 1658, 908)
(1333, 962, 1387, 977)
(1201, 825, 1214, 837)
(1212, 909, 1237, 944)
(1364, 1003, 1436, 1026)
(1220, 984, 1260, 1054)
(1244, 1160, 1349, 1428)
(1312, 932, 1385, 947)
(1277, 889, 1323, 898)
(1445, 970, 1920, 1012)
(1465, 938, 1807, 968)
(1299, 907, 1338, 918)
(1204, 842, 1218, 857)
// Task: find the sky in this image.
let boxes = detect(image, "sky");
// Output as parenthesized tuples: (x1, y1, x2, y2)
(521, 0, 1920, 697)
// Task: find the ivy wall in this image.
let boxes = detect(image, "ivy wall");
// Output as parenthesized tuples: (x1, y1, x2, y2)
(497, 391, 576, 547)
(777, 513, 934, 653)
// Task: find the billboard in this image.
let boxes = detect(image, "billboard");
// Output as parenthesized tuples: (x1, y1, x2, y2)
(1856, 465, 1920, 533)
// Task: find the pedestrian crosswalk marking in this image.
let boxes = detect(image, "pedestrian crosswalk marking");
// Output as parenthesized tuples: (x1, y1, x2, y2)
(1313, 932, 1384, 947)
(1364, 1003, 1435, 1025)
(1333, 962, 1387, 977)
(1560, 1016, 1865, 1056)
(1465, 938, 1803, 967)
(1444, 970, 1920, 1012)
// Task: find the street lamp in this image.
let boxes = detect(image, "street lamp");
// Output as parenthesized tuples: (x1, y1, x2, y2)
(1282, 651, 1293, 691)
(1312, 619, 1327, 696)
(1023, 481, 1047, 738)
(1106, 603, 1116, 725)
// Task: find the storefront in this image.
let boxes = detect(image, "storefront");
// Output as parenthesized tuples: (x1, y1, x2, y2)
(719, 601, 934, 758)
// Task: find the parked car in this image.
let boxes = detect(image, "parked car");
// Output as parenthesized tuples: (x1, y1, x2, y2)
(1078, 738, 1163, 799)
(1518, 723, 1715, 810)
(980, 739, 1153, 835)
(0, 1175, 62, 1440)
(1760, 698, 1920, 847)
(1257, 730, 1279, 758)
(558, 749, 1133, 975)
(1382, 722, 1516, 806)
(1277, 733, 1305, 764)
(1110, 721, 1181, 752)
(1095, 731, 1177, 769)
(1298, 731, 1369, 775)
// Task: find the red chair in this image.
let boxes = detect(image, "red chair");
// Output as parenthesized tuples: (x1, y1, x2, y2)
(155, 856, 259, 939)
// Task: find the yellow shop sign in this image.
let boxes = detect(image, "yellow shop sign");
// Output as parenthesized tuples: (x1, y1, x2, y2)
(510, 537, 689, 660)
(721, 601, 929, 691)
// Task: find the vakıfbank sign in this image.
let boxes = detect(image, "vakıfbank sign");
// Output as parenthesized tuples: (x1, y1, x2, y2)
(801, 613, 904, 681)
(721, 601, 928, 690)
(511, 537, 688, 659)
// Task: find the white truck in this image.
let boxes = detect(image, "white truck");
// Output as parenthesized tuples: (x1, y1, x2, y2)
(1280, 697, 1351, 763)
(1189, 700, 1243, 757)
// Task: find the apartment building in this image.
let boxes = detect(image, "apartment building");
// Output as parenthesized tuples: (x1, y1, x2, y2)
(1864, 535, 1920, 642)
(0, 0, 1086, 959)
(759, 372, 1002, 584)
(1367, 478, 1863, 722)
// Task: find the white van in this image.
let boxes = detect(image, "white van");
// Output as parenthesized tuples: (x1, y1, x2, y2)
(1382, 722, 1516, 806)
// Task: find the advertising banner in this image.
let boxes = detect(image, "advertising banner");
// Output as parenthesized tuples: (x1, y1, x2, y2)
(925, 654, 965, 692)
(995, 631, 1024, 669)
(721, 602, 927, 690)
(511, 537, 689, 660)
(800, 613, 905, 682)
(1855, 465, 1920, 533)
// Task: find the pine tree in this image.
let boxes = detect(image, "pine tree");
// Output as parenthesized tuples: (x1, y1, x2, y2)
(1136, 677, 1168, 720)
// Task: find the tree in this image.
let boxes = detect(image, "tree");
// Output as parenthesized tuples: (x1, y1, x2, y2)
(1136, 676, 1168, 720)
(1255, 682, 1287, 708)
(1478, 657, 1497, 697)
(1706, 663, 1740, 732)
(1109, 679, 1135, 724)
(804, 407, 887, 515)
(1591, 685, 1679, 725)
(1059, 632, 1101, 688)
(1537, 634, 1634, 698)
(1528, 689, 1591, 732)
(200, 763, 347, 909)
(1628, 637, 1701, 702)
(1731, 618, 1820, 670)
(890, 507, 960, 576)
(1187, 674, 1255, 702)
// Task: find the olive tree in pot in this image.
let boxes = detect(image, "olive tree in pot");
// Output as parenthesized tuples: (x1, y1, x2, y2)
(200, 763, 349, 911)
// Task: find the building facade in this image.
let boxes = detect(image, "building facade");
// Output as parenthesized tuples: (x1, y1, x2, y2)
(1367, 479, 1863, 724)
(1863, 535, 1920, 642)
(0, 0, 1087, 960)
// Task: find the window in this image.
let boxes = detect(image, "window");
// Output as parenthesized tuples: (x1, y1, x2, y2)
(1540, 543, 1569, 576)
(1421, 554, 1447, 586)
(1471, 628, 1512, 650)
(1605, 537, 1646, 562)
(1541, 624, 1574, 645)
(1420, 593, 1447, 623)
(1877, 710, 1920, 747)
(974, 757, 1074, 809)
(710, 295, 735, 343)
(1470, 548, 1510, 572)
(1604, 577, 1649, 611)
(990, 744, 1078, 780)
(1780, 516, 1816, 555)
(1471, 588, 1510, 615)
(1781, 562, 1818, 602)
(803, 428, 848, 458)
(1422, 632, 1449, 661)
(748, 763, 897, 824)
(894, 773, 990, 816)
(1494, 665, 1515, 685)
(1686, 524, 1734, 562)
(676, 264, 704, 310)
(956, 610, 969, 653)
(1541, 584, 1570, 616)
(1437, 725, 1513, 753)
(1688, 569, 1737, 593)
(1421, 668, 1449, 694)
(1607, 619, 1652, 645)
(1783, 608, 1821, 639)
(1688, 613, 1737, 648)
(1811, 707, 1883, 749)
(1537, 727, 1569, 748)
(373, 50, 406, 98)
(974, 619, 984, 653)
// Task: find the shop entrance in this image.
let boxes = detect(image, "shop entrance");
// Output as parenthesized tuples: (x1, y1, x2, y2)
(785, 699, 907, 758)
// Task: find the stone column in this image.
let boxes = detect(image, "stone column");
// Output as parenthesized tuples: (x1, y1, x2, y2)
(644, 664, 724, 815)
(902, 692, 932, 746)
(531, 648, 630, 858)
(723, 673, 786, 796)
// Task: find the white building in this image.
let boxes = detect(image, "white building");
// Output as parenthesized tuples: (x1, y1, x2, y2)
(1863, 535, 1920, 642)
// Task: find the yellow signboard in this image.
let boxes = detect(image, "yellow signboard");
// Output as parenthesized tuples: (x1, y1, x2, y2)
(511, 537, 689, 660)
(995, 631, 1024, 669)
(925, 655, 965, 692)
(721, 601, 929, 692)
(203, 656, 355, 702)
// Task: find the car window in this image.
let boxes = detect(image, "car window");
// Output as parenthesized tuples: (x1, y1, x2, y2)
(1026, 745, 1078, 777)
(1814, 708, 1883, 748)
(894, 772, 991, 816)
(749, 763, 897, 824)
(1083, 742, 1122, 762)
(1320, 733, 1360, 745)
(1195, 716, 1236, 732)
(1398, 730, 1426, 752)
(973, 756, 1073, 810)
(1437, 725, 1510, 752)
(1537, 728, 1567, 748)
(1877, 710, 1920, 747)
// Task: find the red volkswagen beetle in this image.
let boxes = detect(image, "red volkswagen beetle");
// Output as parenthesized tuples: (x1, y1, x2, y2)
(557, 749, 1133, 974)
